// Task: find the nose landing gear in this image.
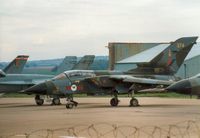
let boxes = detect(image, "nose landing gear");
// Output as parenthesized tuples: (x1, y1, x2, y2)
(66, 101, 78, 109)
(66, 94, 78, 109)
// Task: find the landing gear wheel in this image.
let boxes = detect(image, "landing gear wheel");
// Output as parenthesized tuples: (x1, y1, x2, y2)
(36, 99, 44, 106)
(65, 101, 78, 109)
(66, 103, 74, 109)
(65, 94, 78, 109)
(52, 98, 61, 105)
(110, 98, 119, 107)
(71, 101, 78, 107)
(35, 95, 44, 106)
(130, 98, 139, 107)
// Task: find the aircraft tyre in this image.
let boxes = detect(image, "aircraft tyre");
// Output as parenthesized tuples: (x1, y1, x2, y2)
(66, 103, 74, 109)
(110, 98, 119, 107)
(65, 94, 78, 109)
(130, 98, 139, 107)
(35, 99, 44, 106)
(52, 98, 61, 105)
(35, 95, 44, 106)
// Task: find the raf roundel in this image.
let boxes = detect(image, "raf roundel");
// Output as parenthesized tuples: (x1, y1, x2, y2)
(71, 84, 77, 91)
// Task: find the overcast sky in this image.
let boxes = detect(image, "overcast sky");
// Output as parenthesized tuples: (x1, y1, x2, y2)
(0, 0, 200, 61)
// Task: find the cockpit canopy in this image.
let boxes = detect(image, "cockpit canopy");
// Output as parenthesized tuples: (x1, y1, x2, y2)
(53, 73, 66, 80)
(65, 70, 95, 78)
(54, 70, 95, 80)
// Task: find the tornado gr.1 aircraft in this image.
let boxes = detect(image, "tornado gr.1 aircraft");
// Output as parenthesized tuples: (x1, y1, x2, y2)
(23, 37, 198, 108)
(166, 73, 200, 96)
(0, 55, 95, 104)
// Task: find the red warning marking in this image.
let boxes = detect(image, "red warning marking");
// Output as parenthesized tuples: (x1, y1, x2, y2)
(167, 49, 172, 66)
(14, 57, 28, 67)
(167, 58, 172, 66)
(15, 59, 19, 66)
(15, 58, 28, 60)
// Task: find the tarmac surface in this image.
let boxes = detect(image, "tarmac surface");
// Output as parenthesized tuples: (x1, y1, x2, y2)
(0, 97, 200, 137)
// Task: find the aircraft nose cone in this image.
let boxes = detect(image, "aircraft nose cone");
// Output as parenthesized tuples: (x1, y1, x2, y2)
(23, 82, 47, 94)
(166, 80, 191, 94)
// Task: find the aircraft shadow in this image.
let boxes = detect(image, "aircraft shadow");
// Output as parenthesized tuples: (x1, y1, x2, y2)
(0, 104, 62, 108)
(0, 103, 195, 109)
(78, 103, 191, 109)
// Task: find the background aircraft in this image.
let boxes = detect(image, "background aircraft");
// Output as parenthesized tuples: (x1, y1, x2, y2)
(0, 55, 95, 104)
(166, 73, 200, 97)
(0, 55, 29, 78)
(23, 37, 198, 108)
(22, 55, 95, 75)
(23, 56, 77, 75)
(2, 55, 29, 74)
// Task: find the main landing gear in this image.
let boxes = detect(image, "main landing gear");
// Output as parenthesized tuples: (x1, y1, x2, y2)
(129, 89, 139, 107)
(110, 92, 120, 107)
(51, 97, 61, 105)
(129, 97, 139, 107)
(35, 95, 44, 106)
(66, 95, 78, 109)
(35, 95, 61, 106)
(109, 89, 139, 107)
(110, 97, 139, 107)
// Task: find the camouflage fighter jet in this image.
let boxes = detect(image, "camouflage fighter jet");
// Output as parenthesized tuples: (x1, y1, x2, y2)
(23, 37, 198, 108)
(166, 73, 200, 96)
(0, 55, 95, 104)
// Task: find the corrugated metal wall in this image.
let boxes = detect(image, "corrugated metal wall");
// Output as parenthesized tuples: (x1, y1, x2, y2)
(176, 55, 200, 78)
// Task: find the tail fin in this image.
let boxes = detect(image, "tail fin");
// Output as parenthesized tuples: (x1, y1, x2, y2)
(72, 55, 95, 70)
(52, 56, 77, 74)
(3, 55, 29, 74)
(129, 37, 198, 75)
